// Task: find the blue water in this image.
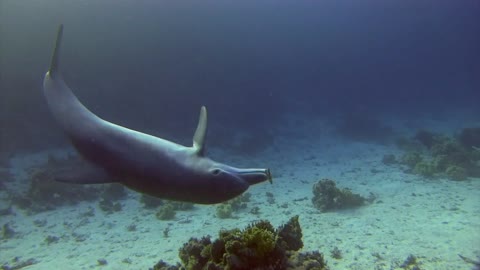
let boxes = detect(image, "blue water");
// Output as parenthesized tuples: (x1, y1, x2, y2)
(0, 1, 479, 269)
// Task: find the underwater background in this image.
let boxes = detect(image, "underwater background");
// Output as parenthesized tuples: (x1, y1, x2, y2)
(1, 1, 479, 269)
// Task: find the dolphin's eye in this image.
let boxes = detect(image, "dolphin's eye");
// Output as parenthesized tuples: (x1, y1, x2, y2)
(211, 169, 221, 175)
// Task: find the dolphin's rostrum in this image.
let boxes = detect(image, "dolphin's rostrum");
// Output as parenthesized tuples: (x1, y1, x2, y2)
(43, 24, 272, 204)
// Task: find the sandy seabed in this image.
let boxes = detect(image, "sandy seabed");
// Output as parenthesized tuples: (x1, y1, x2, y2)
(1, 128, 479, 270)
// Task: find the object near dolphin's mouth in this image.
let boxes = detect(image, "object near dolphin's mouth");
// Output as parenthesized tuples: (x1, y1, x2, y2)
(266, 168, 273, 183)
(42, 24, 272, 204)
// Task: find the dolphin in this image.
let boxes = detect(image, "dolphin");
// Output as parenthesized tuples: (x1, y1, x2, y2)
(42, 24, 272, 204)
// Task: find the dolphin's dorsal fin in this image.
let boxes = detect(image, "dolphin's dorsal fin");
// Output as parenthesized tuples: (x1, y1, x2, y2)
(48, 24, 64, 79)
(193, 106, 207, 156)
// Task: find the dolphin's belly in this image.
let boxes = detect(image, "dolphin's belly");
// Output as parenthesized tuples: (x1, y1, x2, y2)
(67, 123, 225, 203)
(121, 175, 215, 204)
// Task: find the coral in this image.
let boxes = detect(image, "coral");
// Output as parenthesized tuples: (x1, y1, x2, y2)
(156, 204, 176, 220)
(0, 168, 13, 190)
(152, 260, 181, 270)
(1, 258, 38, 270)
(242, 223, 277, 257)
(126, 224, 137, 232)
(12, 156, 100, 213)
(400, 152, 423, 169)
(0, 206, 14, 217)
(458, 254, 480, 270)
(215, 204, 233, 219)
(2, 223, 15, 239)
(99, 199, 122, 214)
(429, 137, 474, 171)
(163, 227, 171, 238)
(169, 201, 195, 211)
(414, 132, 478, 179)
(276, 215, 303, 252)
(396, 129, 480, 179)
(101, 184, 127, 201)
(413, 161, 436, 177)
(312, 179, 366, 212)
(330, 247, 342, 259)
(413, 130, 433, 147)
(97, 179, 128, 215)
(395, 137, 422, 152)
(154, 216, 326, 270)
(44, 235, 60, 245)
(431, 154, 449, 172)
(289, 251, 328, 270)
(266, 192, 276, 204)
(400, 254, 421, 269)
(445, 165, 467, 181)
(432, 138, 478, 174)
(458, 127, 480, 149)
(413, 130, 442, 149)
(97, 258, 108, 266)
(250, 206, 260, 215)
(229, 192, 250, 211)
(382, 154, 397, 165)
(33, 219, 47, 227)
(140, 194, 164, 209)
(215, 193, 251, 219)
(178, 236, 212, 269)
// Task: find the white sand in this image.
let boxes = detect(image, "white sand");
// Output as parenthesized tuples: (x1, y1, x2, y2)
(1, 126, 479, 270)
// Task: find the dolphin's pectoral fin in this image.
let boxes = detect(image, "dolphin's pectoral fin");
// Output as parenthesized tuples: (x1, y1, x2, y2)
(193, 106, 208, 156)
(54, 163, 116, 184)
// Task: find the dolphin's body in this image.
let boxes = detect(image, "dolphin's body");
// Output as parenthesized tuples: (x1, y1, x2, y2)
(43, 25, 271, 204)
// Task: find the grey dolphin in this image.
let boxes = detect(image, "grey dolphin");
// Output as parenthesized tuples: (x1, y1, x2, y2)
(43, 25, 272, 204)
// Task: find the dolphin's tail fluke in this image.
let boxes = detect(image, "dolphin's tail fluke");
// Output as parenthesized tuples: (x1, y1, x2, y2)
(48, 24, 64, 79)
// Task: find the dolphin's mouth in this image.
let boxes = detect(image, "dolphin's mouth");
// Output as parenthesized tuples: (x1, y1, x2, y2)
(234, 168, 273, 185)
